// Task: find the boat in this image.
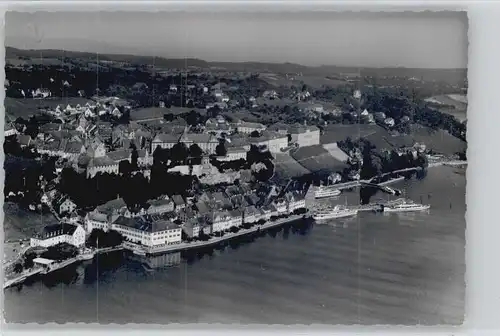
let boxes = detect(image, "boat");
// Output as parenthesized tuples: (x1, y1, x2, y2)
(383, 200, 430, 213)
(133, 249, 147, 256)
(313, 205, 358, 221)
(79, 250, 95, 261)
(314, 186, 341, 199)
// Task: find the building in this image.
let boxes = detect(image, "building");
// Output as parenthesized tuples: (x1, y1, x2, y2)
(112, 216, 182, 247)
(217, 147, 247, 162)
(273, 198, 288, 215)
(243, 206, 261, 223)
(211, 211, 233, 233)
(182, 220, 202, 238)
(5, 122, 18, 137)
(151, 133, 180, 151)
(249, 132, 289, 153)
(285, 191, 306, 213)
(146, 197, 175, 215)
(234, 121, 266, 134)
(34, 88, 51, 98)
(58, 198, 77, 215)
(30, 224, 86, 248)
(289, 125, 320, 147)
(86, 156, 120, 178)
(179, 133, 219, 154)
(85, 212, 111, 233)
(172, 195, 186, 211)
(384, 118, 395, 127)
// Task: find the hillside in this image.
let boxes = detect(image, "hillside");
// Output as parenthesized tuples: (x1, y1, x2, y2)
(6, 47, 467, 84)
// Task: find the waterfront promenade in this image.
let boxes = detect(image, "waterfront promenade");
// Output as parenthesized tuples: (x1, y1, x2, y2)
(133, 213, 311, 255)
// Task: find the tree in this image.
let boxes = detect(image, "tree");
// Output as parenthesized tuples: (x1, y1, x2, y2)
(171, 142, 189, 163)
(250, 130, 260, 138)
(215, 139, 227, 157)
(13, 263, 23, 273)
(189, 144, 203, 158)
(130, 143, 139, 169)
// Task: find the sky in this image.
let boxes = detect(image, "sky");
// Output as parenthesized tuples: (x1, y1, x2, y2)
(5, 11, 468, 69)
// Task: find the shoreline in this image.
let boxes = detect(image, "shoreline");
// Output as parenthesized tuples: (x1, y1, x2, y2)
(3, 161, 466, 289)
(140, 213, 311, 256)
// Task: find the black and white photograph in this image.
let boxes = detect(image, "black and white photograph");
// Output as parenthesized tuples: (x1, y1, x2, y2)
(3, 10, 467, 325)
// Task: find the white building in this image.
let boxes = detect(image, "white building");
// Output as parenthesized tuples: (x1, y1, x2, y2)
(384, 118, 395, 127)
(285, 191, 306, 213)
(112, 216, 182, 247)
(235, 121, 267, 134)
(217, 147, 247, 162)
(289, 125, 320, 147)
(59, 198, 77, 214)
(85, 212, 111, 233)
(30, 224, 86, 248)
(86, 156, 120, 178)
(211, 211, 234, 233)
(151, 133, 180, 150)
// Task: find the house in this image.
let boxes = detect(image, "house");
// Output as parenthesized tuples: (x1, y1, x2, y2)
(243, 206, 261, 224)
(217, 147, 247, 162)
(248, 131, 288, 153)
(262, 90, 279, 99)
(228, 210, 243, 228)
(182, 220, 202, 238)
(146, 197, 175, 215)
(5, 122, 18, 137)
(87, 137, 107, 158)
(85, 211, 111, 233)
(34, 88, 51, 98)
(211, 211, 233, 233)
(172, 195, 186, 211)
(59, 198, 77, 215)
(273, 198, 288, 214)
(95, 198, 127, 219)
(112, 216, 182, 247)
(288, 125, 320, 147)
(17, 134, 32, 147)
(267, 123, 289, 135)
(62, 141, 86, 161)
(30, 224, 86, 248)
(384, 118, 395, 127)
(234, 121, 266, 134)
(285, 191, 306, 213)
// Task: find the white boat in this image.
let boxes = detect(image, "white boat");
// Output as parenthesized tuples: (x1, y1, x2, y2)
(314, 186, 341, 199)
(79, 250, 95, 261)
(313, 205, 358, 221)
(133, 249, 147, 256)
(383, 200, 430, 213)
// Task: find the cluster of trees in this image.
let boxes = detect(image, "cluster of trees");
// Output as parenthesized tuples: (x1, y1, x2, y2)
(40, 243, 78, 261)
(6, 63, 274, 111)
(58, 163, 197, 211)
(153, 143, 204, 166)
(86, 229, 124, 248)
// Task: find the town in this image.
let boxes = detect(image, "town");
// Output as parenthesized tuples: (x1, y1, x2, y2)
(3, 47, 467, 287)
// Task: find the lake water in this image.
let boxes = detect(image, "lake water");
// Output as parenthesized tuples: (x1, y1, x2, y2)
(3, 166, 465, 325)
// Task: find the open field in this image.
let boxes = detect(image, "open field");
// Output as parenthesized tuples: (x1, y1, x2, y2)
(131, 106, 206, 121)
(424, 94, 467, 122)
(260, 73, 347, 89)
(322, 143, 350, 162)
(291, 145, 348, 173)
(321, 124, 384, 144)
(5, 97, 94, 120)
(273, 153, 311, 179)
(3, 203, 59, 242)
(410, 125, 466, 155)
